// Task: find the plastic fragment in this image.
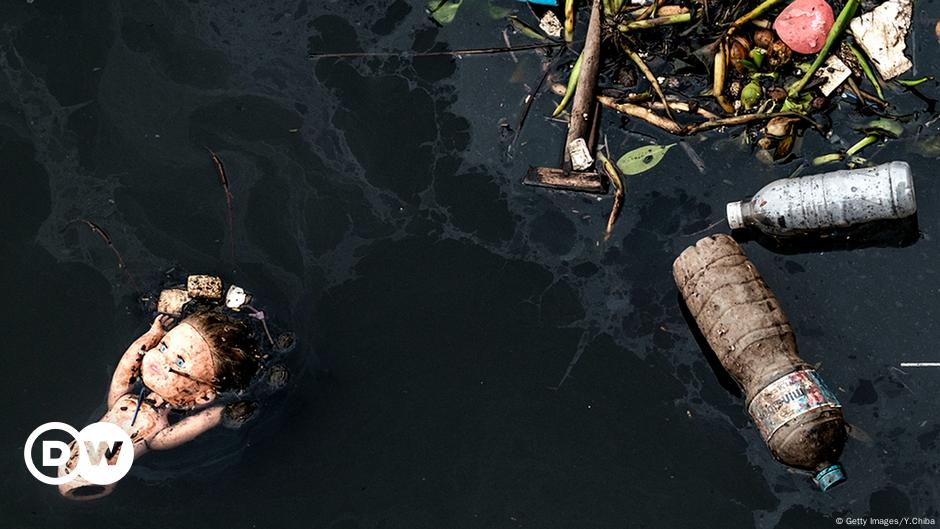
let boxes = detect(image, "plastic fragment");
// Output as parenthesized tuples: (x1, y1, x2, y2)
(849, 0, 913, 79)
(539, 11, 563, 37)
(816, 55, 852, 96)
(773, 0, 834, 54)
(568, 138, 594, 171)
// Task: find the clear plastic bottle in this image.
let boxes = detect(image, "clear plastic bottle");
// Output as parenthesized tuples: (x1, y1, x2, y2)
(673, 234, 847, 490)
(726, 161, 916, 235)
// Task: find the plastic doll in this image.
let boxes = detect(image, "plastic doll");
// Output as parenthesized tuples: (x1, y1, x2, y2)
(59, 309, 260, 500)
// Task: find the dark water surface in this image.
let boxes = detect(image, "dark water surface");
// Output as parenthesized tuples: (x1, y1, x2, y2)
(2, 1, 939, 528)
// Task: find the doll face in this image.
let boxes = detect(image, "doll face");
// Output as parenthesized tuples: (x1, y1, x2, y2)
(141, 322, 217, 407)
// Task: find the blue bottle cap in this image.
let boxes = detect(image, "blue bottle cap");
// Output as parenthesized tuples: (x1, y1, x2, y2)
(814, 464, 846, 491)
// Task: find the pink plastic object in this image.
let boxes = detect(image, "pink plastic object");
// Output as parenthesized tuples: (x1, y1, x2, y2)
(773, 0, 835, 55)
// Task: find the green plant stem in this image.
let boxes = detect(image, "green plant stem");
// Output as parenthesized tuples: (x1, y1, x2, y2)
(848, 42, 884, 100)
(553, 52, 583, 117)
(618, 12, 691, 31)
(728, 0, 786, 34)
(565, 0, 575, 42)
(845, 134, 878, 156)
(812, 153, 844, 165)
(789, 0, 859, 97)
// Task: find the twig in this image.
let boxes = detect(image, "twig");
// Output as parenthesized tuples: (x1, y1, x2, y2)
(64, 219, 141, 290)
(206, 147, 236, 266)
(596, 95, 684, 133)
(598, 154, 625, 241)
(307, 42, 562, 59)
(512, 54, 562, 151)
(621, 42, 674, 120)
(683, 111, 824, 134)
(501, 29, 518, 63)
(648, 101, 719, 119)
(845, 77, 886, 107)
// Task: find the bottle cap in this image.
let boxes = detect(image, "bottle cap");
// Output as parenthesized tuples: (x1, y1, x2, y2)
(726, 201, 745, 230)
(813, 464, 846, 491)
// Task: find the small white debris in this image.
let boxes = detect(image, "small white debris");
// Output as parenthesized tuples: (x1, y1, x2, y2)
(849, 0, 913, 80)
(225, 285, 250, 309)
(816, 55, 852, 96)
(568, 138, 594, 171)
(539, 11, 563, 38)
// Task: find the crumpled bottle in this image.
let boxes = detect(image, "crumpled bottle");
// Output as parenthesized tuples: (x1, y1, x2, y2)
(673, 234, 847, 490)
(726, 161, 915, 236)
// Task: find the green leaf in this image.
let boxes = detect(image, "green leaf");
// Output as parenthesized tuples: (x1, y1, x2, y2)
(616, 144, 676, 175)
(428, 0, 462, 24)
(896, 76, 934, 88)
(509, 16, 547, 41)
(487, 1, 513, 19)
(552, 52, 583, 117)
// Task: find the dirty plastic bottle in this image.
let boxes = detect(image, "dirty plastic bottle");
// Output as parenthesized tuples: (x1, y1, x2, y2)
(673, 234, 847, 490)
(726, 161, 915, 235)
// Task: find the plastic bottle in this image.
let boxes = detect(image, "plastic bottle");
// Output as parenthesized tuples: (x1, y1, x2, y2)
(726, 161, 915, 235)
(673, 234, 847, 490)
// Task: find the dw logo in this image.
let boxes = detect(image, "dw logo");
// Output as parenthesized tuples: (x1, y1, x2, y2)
(24, 422, 134, 486)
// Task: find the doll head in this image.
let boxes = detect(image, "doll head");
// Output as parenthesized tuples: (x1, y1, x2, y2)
(142, 309, 259, 408)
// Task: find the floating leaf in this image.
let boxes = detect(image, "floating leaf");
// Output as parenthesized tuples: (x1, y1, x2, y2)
(616, 144, 676, 175)
(487, 1, 513, 19)
(896, 76, 934, 88)
(428, 0, 462, 25)
(509, 16, 547, 41)
(862, 118, 903, 139)
(552, 52, 582, 117)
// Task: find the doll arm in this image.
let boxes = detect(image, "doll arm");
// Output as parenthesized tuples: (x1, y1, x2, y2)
(107, 316, 172, 407)
(147, 406, 224, 450)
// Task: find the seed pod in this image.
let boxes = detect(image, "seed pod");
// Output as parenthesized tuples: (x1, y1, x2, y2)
(741, 80, 762, 110)
(753, 28, 775, 49)
(768, 40, 792, 68)
(729, 35, 753, 73)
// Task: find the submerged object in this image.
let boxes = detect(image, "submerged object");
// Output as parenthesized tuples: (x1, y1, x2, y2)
(726, 161, 915, 236)
(673, 234, 847, 490)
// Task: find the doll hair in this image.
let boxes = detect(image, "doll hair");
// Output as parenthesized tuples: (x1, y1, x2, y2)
(181, 309, 260, 392)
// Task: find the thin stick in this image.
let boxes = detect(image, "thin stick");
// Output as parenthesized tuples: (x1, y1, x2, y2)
(596, 95, 685, 133)
(621, 42, 674, 120)
(845, 77, 886, 107)
(648, 101, 719, 119)
(65, 219, 141, 290)
(308, 42, 561, 59)
(206, 147, 236, 266)
(683, 111, 824, 135)
(512, 56, 560, 151)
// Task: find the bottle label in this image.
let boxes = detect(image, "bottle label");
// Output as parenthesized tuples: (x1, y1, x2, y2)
(747, 370, 841, 442)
